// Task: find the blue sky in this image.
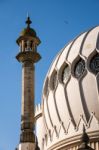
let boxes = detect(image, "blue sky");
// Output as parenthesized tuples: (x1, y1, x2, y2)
(0, 0, 99, 149)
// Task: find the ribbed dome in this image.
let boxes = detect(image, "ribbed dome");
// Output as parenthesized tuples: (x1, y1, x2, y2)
(42, 26, 99, 133)
(20, 16, 36, 37)
(20, 27, 36, 37)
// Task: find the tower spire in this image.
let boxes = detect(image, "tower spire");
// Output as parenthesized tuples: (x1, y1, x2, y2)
(16, 17, 41, 150)
(27, 12, 29, 18)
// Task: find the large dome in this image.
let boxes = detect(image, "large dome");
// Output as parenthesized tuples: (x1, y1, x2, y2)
(41, 26, 99, 149)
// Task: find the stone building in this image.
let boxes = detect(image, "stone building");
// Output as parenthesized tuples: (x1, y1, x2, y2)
(16, 17, 99, 150)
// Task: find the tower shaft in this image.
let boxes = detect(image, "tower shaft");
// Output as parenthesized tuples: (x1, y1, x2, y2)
(20, 61, 35, 142)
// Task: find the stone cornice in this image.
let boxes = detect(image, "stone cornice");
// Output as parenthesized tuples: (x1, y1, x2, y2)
(16, 51, 41, 63)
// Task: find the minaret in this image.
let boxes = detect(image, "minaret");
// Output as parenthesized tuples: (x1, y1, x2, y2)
(16, 16, 41, 150)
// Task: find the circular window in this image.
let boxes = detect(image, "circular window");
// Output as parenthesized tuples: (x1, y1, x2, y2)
(90, 53, 99, 75)
(62, 65, 70, 84)
(74, 58, 85, 78)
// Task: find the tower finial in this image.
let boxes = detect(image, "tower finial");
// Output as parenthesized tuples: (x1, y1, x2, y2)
(77, 125, 94, 150)
(26, 14, 32, 28)
(81, 125, 89, 145)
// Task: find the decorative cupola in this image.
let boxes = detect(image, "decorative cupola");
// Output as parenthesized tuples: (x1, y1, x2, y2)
(16, 16, 41, 62)
(16, 16, 41, 150)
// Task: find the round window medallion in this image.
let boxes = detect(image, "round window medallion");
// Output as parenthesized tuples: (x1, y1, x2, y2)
(90, 53, 99, 75)
(74, 59, 85, 78)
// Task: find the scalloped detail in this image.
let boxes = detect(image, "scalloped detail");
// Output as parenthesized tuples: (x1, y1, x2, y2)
(41, 114, 99, 149)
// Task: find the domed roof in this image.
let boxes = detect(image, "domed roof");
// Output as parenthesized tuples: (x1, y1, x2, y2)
(42, 26, 99, 148)
(20, 27, 36, 37)
(20, 16, 36, 37)
(16, 17, 40, 45)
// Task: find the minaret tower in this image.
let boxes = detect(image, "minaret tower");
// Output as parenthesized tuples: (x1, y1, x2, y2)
(16, 16, 41, 150)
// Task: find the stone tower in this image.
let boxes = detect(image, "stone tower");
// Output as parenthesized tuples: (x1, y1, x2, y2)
(16, 16, 41, 150)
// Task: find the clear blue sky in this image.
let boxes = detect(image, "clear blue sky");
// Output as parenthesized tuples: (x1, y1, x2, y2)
(0, 0, 99, 149)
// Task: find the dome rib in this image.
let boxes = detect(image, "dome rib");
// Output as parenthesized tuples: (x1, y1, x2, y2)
(80, 26, 96, 54)
(79, 80, 90, 121)
(44, 98, 53, 130)
(46, 97, 53, 127)
(66, 35, 81, 60)
(53, 89, 61, 122)
(64, 84, 76, 127)
(43, 111, 49, 131)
